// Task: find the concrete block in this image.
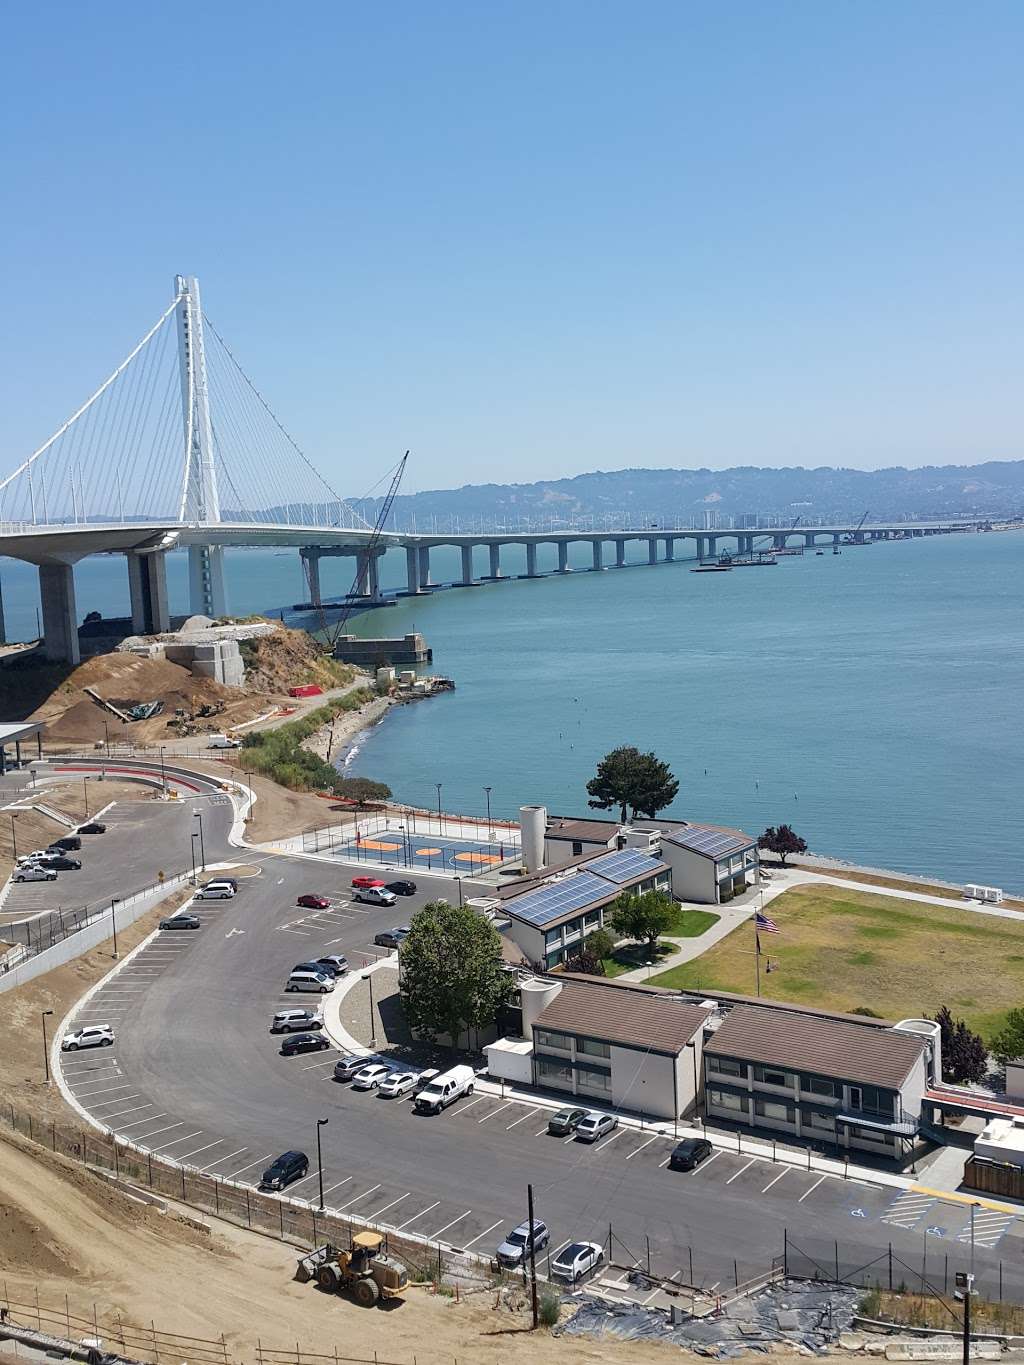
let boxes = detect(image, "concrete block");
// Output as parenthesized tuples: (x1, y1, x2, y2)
(884, 1343, 1000, 1361)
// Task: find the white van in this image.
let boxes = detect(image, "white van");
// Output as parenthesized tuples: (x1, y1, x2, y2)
(195, 882, 236, 900)
(413, 1065, 476, 1114)
(207, 734, 241, 749)
(286, 969, 334, 994)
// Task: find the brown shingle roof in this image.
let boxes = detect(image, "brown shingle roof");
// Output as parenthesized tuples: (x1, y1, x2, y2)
(705, 1005, 925, 1090)
(545, 817, 620, 844)
(533, 979, 708, 1055)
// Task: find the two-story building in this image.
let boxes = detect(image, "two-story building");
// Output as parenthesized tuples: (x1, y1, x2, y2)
(703, 1005, 930, 1158)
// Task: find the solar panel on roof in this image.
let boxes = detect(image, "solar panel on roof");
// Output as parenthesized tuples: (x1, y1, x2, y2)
(588, 849, 665, 885)
(506, 871, 611, 928)
(668, 827, 751, 859)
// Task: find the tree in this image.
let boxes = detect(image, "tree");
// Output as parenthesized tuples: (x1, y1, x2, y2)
(933, 1005, 989, 1084)
(399, 901, 514, 1046)
(586, 928, 616, 962)
(990, 1009, 1024, 1068)
(586, 746, 679, 823)
(757, 824, 807, 866)
(609, 890, 676, 954)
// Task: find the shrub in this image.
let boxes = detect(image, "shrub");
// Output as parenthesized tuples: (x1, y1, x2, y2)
(239, 691, 391, 799)
(538, 1286, 561, 1327)
(851, 1006, 881, 1017)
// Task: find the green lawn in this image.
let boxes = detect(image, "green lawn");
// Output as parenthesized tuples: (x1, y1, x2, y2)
(649, 883, 1024, 1041)
(600, 908, 720, 976)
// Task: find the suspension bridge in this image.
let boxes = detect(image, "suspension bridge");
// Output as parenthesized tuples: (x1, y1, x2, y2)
(0, 276, 981, 663)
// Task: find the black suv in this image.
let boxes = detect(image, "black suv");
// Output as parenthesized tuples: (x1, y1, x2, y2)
(51, 835, 82, 851)
(668, 1137, 713, 1171)
(386, 880, 417, 896)
(259, 1150, 309, 1191)
(40, 854, 82, 870)
(78, 822, 106, 834)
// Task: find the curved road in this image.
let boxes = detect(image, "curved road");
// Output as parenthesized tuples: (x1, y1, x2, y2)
(52, 772, 1024, 1298)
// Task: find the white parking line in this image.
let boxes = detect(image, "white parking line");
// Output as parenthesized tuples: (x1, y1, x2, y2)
(726, 1158, 758, 1185)
(478, 1102, 513, 1124)
(150, 1128, 203, 1153)
(626, 1135, 659, 1161)
(396, 1201, 440, 1231)
(117, 1112, 167, 1130)
(372, 1193, 409, 1219)
(136, 1121, 184, 1143)
(321, 1177, 353, 1197)
(462, 1219, 504, 1250)
(74, 1084, 131, 1100)
(658, 1155, 672, 1168)
(457, 1097, 485, 1115)
(300, 1056, 338, 1070)
(179, 1138, 224, 1162)
(799, 1174, 828, 1203)
(595, 1128, 626, 1150)
(506, 1107, 540, 1130)
(103, 1102, 155, 1120)
(201, 1146, 247, 1172)
(428, 1209, 473, 1241)
(762, 1167, 789, 1193)
(338, 1184, 381, 1212)
(692, 1151, 721, 1174)
(228, 1152, 274, 1179)
(91, 1094, 142, 1112)
(60, 1057, 119, 1069)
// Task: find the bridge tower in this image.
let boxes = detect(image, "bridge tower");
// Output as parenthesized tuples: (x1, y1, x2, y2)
(175, 275, 227, 616)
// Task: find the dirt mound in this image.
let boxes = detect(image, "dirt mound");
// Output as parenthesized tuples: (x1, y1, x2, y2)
(240, 624, 353, 695)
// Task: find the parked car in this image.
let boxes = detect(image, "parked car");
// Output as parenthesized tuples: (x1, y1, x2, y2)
(297, 893, 330, 909)
(281, 1032, 331, 1056)
(77, 822, 106, 834)
(17, 851, 49, 865)
(355, 886, 398, 907)
(61, 1025, 114, 1052)
(314, 955, 349, 976)
(373, 927, 409, 949)
(351, 875, 385, 889)
(39, 854, 81, 871)
(333, 1053, 385, 1082)
(547, 1107, 589, 1137)
(286, 969, 333, 993)
(377, 1071, 418, 1098)
(386, 880, 417, 896)
(259, 1150, 308, 1191)
(575, 1112, 618, 1143)
(212, 877, 239, 891)
(159, 913, 201, 930)
(551, 1241, 604, 1282)
(667, 1137, 714, 1172)
(15, 865, 57, 882)
(351, 1063, 392, 1091)
(195, 882, 235, 900)
(51, 835, 82, 852)
(271, 1009, 323, 1034)
(495, 1219, 549, 1268)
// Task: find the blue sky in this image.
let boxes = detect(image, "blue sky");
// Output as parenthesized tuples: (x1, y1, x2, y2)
(2, 2, 1021, 493)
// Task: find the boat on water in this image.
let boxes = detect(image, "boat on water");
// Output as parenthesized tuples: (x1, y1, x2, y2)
(815, 550, 824, 556)
(691, 563, 732, 572)
(772, 546, 804, 557)
(717, 551, 777, 568)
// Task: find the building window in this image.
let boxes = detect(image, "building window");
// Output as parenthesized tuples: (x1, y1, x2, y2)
(583, 911, 600, 929)
(578, 1038, 610, 1059)
(544, 928, 562, 947)
(754, 1098, 796, 1123)
(708, 1056, 747, 1078)
(804, 1077, 836, 1098)
(806, 1111, 836, 1133)
(572, 841, 583, 855)
(536, 1056, 573, 1086)
(852, 1086, 894, 1118)
(709, 1089, 747, 1114)
(850, 1125, 891, 1144)
(753, 1065, 792, 1088)
(576, 1062, 612, 1092)
(545, 949, 563, 968)
(535, 1028, 572, 1051)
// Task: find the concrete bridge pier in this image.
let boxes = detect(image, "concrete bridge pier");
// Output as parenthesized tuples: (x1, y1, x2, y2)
(648, 537, 658, 565)
(664, 537, 675, 562)
(696, 536, 707, 560)
(524, 543, 543, 578)
(706, 536, 719, 557)
(591, 540, 605, 571)
(39, 563, 80, 664)
(188, 544, 227, 617)
(556, 542, 571, 573)
(614, 539, 626, 568)
(482, 542, 506, 580)
(301, 548, 322, 607)
(417, 544, 433, 590)
(404, 545, 421, 594)
(458, 544, 477, 586)
(366, 549, 383, 601)
(354, 550, 371, 597)
(127, 550, 170, 635)
(0, 574, 6, 644)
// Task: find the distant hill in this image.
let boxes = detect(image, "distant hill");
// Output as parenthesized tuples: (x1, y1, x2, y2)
(339, 460, 1024, 529)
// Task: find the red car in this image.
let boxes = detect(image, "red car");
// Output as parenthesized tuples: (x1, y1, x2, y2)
(351, 876, 385, 889)
(297, 894, 330, 910)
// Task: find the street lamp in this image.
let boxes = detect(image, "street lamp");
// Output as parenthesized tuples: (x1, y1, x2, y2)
(83, 777, 90, 818)
(435, 782, 443, 836)
(159, 747, 167, 795)
(110, 897, 120, 959)
(316, 1118, 328, 1210)
(455, 874, 464, 907)
(364, 971, 376, 1046)
(193, 810, 206, 871)
(484, 786, 493, 840)
(10, 812, 17, 861)
(190, 832, 199, 882)
(41, 1010, 54, 1083)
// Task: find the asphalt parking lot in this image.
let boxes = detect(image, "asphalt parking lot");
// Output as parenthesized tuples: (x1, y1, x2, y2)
(54, 825, 1024, 1301)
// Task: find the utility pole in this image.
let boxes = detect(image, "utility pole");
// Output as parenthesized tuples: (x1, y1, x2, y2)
(955, 1271, 975, 1365)
(110, 897, 120, 959)
(527, 1183, 539, 1329)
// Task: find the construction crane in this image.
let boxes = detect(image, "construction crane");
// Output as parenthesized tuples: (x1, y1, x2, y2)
(843, 509, 870, 545)
(304, 452, 409, 652)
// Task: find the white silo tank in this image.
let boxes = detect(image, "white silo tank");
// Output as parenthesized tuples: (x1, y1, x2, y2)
(520, 805, 547, 874)
(520, 977, 563, 1040)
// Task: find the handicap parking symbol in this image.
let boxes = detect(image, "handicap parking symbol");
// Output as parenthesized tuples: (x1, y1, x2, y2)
(926, 1225, 945, 1238)
(850, 1208, 868, 1218)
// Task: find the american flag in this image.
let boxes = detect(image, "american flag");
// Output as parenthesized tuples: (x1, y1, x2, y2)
(755, 911, 779, 934)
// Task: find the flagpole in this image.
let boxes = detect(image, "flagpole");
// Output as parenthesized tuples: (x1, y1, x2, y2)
(755, 925, 761, 996)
